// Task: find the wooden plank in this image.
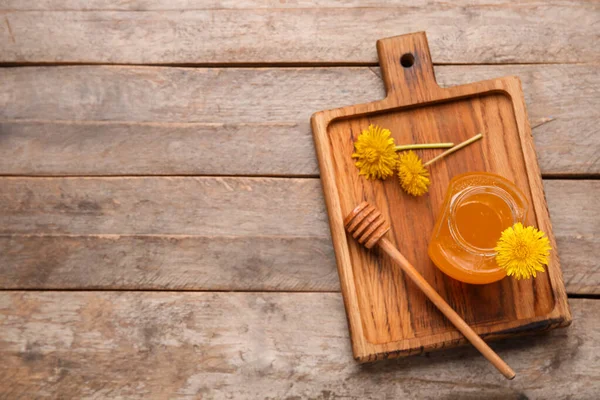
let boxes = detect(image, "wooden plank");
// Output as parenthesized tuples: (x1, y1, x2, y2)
(0, 177, 327, 236)
(1, 64, 598, 176)
(1, 2, 598, 64)
(0, 293, 597, 399)
(0, 235, 339, 291)
(3, 0, 577, 11)
(0, 178, 597, 294)
(543, 181, 600, 295)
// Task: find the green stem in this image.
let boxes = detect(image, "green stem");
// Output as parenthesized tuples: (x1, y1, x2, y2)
(423, 133, 483, 167)
(395, 143, 454, 151)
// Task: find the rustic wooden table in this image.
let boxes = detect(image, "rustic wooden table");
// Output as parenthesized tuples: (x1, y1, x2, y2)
(0, 1, 598, 399)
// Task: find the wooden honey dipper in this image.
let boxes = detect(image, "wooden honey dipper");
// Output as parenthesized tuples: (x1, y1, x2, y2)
(344, 202, 516, 380)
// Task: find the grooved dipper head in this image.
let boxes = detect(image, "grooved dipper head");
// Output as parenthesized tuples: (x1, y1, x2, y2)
(343, 202, 390, 249)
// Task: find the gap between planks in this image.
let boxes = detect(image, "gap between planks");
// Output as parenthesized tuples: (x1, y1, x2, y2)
(0, 288, 596, 299)
(0, 233, 331, 239)
(0, 288, 340, 293)
(0, 174, 321, 179)
(0, 174, 595, 180)
(0, 61, 593, 68)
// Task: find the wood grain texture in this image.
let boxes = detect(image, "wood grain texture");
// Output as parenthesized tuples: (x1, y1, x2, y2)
(312, 33, 571, 361)
(0, 178, 596, 294)
(0, 177, 327, 236)
(4, 0, 584, 11)
(543, 181, 600, 295)
(0, 3, 596, 395)
(346, 203, 515, 379)
(0, 235, 339, 291)
(1, 1, 598, 64)
(0, 293, 597, 399)
(1, 64, 598, 176)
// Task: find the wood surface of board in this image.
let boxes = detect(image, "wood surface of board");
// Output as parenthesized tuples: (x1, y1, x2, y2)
(311, 32, 571, 362)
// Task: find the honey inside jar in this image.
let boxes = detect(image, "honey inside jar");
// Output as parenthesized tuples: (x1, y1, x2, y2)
(428, 172, 528, 284)
(454, 192, 514, 250)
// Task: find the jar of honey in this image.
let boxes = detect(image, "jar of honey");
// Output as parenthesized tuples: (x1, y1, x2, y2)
(428, 172, 528, 284)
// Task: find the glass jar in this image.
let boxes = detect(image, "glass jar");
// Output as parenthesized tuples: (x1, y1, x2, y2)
(428, 172, 528, 284)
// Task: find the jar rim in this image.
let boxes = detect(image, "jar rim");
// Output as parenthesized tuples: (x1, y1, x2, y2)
(448, 185, 518, 257)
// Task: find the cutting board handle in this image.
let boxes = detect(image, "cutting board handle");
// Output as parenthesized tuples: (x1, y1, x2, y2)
(376, 32, 442, 106)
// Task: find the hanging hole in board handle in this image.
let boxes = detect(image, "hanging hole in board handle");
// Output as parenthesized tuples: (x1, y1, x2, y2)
(376, 33, 441, 105)
(400, 53, 415, 68)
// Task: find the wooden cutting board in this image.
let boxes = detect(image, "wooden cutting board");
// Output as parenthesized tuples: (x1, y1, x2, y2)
(311, 32, 571, 362)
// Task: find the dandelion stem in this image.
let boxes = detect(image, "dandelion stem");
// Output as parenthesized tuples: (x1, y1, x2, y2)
(423, 133, 483, 167)
(394, 142, 454, 151)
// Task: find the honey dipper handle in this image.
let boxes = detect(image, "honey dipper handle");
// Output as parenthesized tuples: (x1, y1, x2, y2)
(377, 238, 516, 380)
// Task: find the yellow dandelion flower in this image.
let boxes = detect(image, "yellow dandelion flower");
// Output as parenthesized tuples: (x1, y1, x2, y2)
(397, 151, 430, 196)
(495, 223, 551, 280)
(352, 124, 398, 180)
